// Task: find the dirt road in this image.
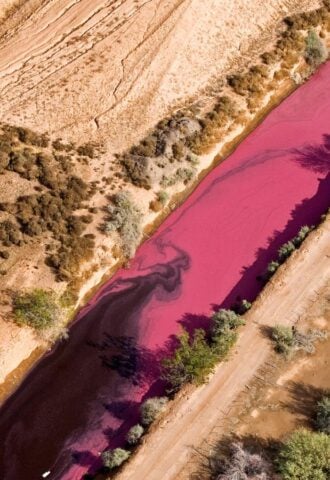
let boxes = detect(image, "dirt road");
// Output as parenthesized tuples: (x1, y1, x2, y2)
(116, 218, 330, 480)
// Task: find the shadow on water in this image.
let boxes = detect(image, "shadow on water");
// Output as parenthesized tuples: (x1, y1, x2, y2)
(0, 253, 189, 480)
(291, 133, 330, 174)
(218, 171, 330, 310)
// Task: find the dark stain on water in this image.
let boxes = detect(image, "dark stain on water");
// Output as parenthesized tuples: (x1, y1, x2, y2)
(0, 252, 189, 480)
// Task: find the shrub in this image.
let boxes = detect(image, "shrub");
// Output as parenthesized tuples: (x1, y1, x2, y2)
(16, 126, 49, 147)
(160, 167, 195, 187)
(162, 329, 218, 391)
(140, 397, 168, 426)
(278, 240, 296, 261)
(101, 448, 130, 470)
(13, 289, 60, 331)
(211, 309, 244, 341)
(104, 191, 142, 258)
(216, 442, 271, 479)
(277, 429, 330, 480)
(267, 260, 280, 275)
(233, 299, 252, 315)
(316, 396, 330, 434)
(305, 30, 328, 68)
(0, 220, 22, 246)
(157, 190, 169, 205)
(293, 225, 311, 247)
(271, 325, 294, 355)
(77, 143, 95, 158)
(126, 423, 144, 445)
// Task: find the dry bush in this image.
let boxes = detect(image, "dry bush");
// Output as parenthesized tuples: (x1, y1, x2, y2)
(104, 191, 142, 258)
(0, 122, 97, 280)
(215, 442, 271, 480)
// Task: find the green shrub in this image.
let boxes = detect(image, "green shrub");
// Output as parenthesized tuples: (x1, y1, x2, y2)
(278, 240, 296, 261)
(316, 396, 330, 434)
(162, 329, 218, 391)
(157, 190, 169, 205)
(101, 448, 130, 470)
(140, 397, 168, 426)
(293, 225, 311, 246)
(162, 309, 244, 392)
(267, 260, 280, 276)
(126, 424, 144, 445)
(271, 325, 294, 355)
(211, 309, 244, 341)
(13, 289, 60, 331)
(277, 429, 330, 480)
(305, 30, 328, 68)
(160, 167, 195, 187)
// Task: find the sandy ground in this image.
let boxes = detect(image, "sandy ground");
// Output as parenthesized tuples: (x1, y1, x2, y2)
(115, 216, 330, 480)
(0, 0, 320, 149)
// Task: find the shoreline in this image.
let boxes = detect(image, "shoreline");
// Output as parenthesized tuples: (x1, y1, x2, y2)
(114, 213, 330, 480)
(0, 75, 305, 405)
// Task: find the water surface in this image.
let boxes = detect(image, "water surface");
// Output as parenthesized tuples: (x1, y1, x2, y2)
(0, 63, 329, 480)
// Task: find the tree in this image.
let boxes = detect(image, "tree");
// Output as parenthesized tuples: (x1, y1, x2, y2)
(13, 288, 60, 331)
(161, 328, 218, 391)
(101, 448, 130, 470)
(271, 324, 294, 355)
(277, 429, 330, 480)
(305, 30, 328, 68)
(316, 396, 330, 434)
(140, 397, 168, 426)
(126, 424, 144, 445)
(211, 309, 245, 356)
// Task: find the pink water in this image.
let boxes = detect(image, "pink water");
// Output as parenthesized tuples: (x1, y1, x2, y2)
(0, 64, 329, 480)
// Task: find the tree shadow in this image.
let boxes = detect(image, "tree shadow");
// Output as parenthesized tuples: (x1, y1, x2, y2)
(71, 450, 99, 467)
(291, 133, 330, 174)
(281, 381, 329, 427)
(259, 325, 275, 341)
(178, 312, 211, 334)
(86, 333, 178, 388)
(103, 400, 140, 421)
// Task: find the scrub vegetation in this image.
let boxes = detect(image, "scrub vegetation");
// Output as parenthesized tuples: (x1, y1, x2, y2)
(119, 2, 329, 192)
(126, 424, 144, 445)
(271, 324, 327, 356)
(316, 395, 330, 434)
(101, 448, 130, 470)
(277, 429, 330, 480)
(162, 309, 244, 392)
(207, 393, 330, 480)
(13, 288, 60, 331)
(140, 397, 169, 426)
(0, 124, 100, 282)
(264, 225, 313, 280)
(103, 191, 142, 258)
